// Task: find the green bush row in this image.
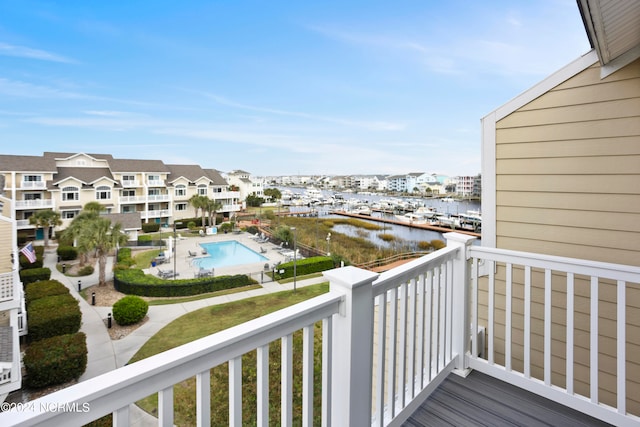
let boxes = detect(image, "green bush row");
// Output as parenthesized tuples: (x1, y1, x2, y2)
(274, 256, 334, 280)
(19, 267, 51, 285)
(113, 295, 148, 325)
(24, 332, 87, 388)
(141, 223, 161, 233)
(28, 293, 81, 342)
(56, 245, 78, 261)
(114, 269, 255, 297)
(25, 279, 69, 305)
(19, 245, 44, 269)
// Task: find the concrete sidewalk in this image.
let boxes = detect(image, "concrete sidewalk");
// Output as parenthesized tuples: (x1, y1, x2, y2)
(41, 244, 327, 425)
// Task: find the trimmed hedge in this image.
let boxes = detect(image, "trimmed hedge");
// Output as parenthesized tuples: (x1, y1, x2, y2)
(28, 293, 81, 342)
(19, 245, 44, 269)
(57, 245, 78, 261)
(19, 267, 51, 285)
(274, 256, 334, 280)
(113, 296, 148, 325)
(24, 332, 87, 388)
(141, 223, 161, 233)
(25, 279, 69, 305)
(114, 269, 255, 297)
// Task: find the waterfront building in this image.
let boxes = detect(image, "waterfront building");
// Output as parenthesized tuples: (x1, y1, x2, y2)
(0, 152, 242, 241)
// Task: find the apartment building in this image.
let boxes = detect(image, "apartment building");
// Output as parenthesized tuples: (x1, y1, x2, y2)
(0, 152, 242, 241)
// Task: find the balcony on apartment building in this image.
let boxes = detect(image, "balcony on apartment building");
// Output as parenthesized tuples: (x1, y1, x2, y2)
(141, 209, 171, 219)
(121, 179, 141, 188)
(3, 233, 638, 426)
(14, 199, 55, 210)
(119, 194, 171, 204)
(18, 181, 46, 190)
(0, 270, 26, 397)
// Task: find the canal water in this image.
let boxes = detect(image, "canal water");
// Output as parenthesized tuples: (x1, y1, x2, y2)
(278, 187, 482, 249)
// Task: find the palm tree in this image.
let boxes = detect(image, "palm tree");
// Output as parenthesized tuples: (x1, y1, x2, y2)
(29, 209, 62, 248)
(61, 203, 104, 266)
(205, 199, 223, 227)
(85, 218, 128, 286)
(189, 194, 208, 228)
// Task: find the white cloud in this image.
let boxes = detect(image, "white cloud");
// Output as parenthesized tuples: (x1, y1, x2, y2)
(0, 42, 78, 63)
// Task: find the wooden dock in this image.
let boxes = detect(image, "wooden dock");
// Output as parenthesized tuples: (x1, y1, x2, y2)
(333, 211, 481, 238)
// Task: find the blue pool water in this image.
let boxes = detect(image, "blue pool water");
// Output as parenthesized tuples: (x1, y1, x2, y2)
(193, 240, 268, 269)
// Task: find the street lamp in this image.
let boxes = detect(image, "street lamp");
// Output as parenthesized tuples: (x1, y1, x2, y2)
(326, 232, 331, 256)
(291, 227, 297, 293)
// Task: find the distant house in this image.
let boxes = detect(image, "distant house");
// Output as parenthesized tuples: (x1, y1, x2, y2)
(481, 0, 640, 412)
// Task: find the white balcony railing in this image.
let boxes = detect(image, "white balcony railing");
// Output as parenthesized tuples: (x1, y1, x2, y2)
(19, 181, 46, 189)
(147, 194, 170, 202)
(142, 209, 170, 219)
(0, 271, 16, 303)
(2, 232, 638, 426)
(147, 180, 165, 187)
(121, 180, 140, 188)
(15, 199, 55, 209)
(16, 220, 31, 228)
(119, 195, 147, 204)
(222, 204, 242, 213)
(215, 191, 241, 200)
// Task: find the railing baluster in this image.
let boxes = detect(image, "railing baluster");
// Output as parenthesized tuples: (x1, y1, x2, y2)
(471, 258, 479, 359)
(590, 276, 598, 403)
(257, 345, 269, 427)
(524, 266, 531, 378)
(196, 370, 211, 426)
(544, 269, 552, 386)
(375, 293, 387, 427)
(322, 316, 332, 427)
(438, 266, 446, 372)
(398, 281, 407, 409)
(407, 278, 417, 400)
(113, 405, 129, 427)
(229, 356, 242, 426)
(433, 266, 441, 373)
(387, 287, 397, 418)
(488, 261, 495, 364)
(445, 259, 453, 363)
(158, 386, 174, 427)
(566, 273, 574, 395)
(425, 270, 433, 382)
(505, 263, 512, 371)
(302, 325, 314, 427)
(281, 334, 293, 426)
(617, 280, 626, 414)
(416, 273, 425, 391)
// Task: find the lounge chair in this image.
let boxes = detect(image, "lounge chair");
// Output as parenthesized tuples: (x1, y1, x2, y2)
(157, 269, 178, 279)
(201, 248, 207, 255)
(188, 250, 198, 257)
(260, 246, 267, 253)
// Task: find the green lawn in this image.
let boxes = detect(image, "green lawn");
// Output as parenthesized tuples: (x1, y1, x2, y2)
(130, 283, 329, 426)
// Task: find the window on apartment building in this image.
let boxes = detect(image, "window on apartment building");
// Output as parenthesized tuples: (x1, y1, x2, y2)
(122, 189, 136, 197)
(96, 186, 111, 200)
(122, 206, 136, 213)
(148, 188, 160, 196)
(62, 186, 79, 201)
(23, 193, 42, 200)
(175, 203, 187, 211)
(122, 175, 135, 182)
(175, 185, 186, 197)
(212, 187, 222, 193)
(62, 210, 79, 219)
(148, 175, 160, 183)
(197, 184, 207, 196)
(23, 175, 42, 183)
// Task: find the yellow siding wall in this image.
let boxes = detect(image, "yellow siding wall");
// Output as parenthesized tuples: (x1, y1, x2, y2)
(495, 59, 640, 266)
(489, 58, 640, 413)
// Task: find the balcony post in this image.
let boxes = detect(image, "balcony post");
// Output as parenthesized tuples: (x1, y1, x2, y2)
(444, 232, 477, 374)
(323, 266, 378, 427)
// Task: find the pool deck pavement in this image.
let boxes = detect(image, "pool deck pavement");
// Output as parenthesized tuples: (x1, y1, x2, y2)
(41, 230, 328, 426)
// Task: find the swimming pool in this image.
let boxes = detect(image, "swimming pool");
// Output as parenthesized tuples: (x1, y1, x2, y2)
(193, 240, 268, 269)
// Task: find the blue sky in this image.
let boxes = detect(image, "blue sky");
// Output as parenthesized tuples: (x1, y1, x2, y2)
(0, 0, 591, 177)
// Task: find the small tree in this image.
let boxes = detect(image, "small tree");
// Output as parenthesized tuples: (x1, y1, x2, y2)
(205, 199, 223, 226)
(29, 209, 62, 248)
(189, 195, 208, 229)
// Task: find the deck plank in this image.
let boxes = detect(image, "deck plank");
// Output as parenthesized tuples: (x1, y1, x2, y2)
(402, 371, 613, 427)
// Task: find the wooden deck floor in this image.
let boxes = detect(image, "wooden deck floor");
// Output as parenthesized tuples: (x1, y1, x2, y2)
(402, 371, 613, 427)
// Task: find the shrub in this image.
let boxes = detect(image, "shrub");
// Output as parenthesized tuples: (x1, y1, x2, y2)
(117, 247, 132, 262)
(218, 222, 233, 233)
(77, 265, 95, 276)
(377, 233, 396, 242)
(187, 221, 196, 230)
(431, 239, 446, 250)
(24, 332, 87, 388)
(112, 295, 149, 325)
(56, 245, 78, 261)
(142, 223, 161, 233)
(25, 280, 69, 305)
(274, 256, 334, 280)
(114, 269, 255, 297)
(28, 294, 81, 341)
(19, 245, 44, 269)
(19, 267, 51, 285)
